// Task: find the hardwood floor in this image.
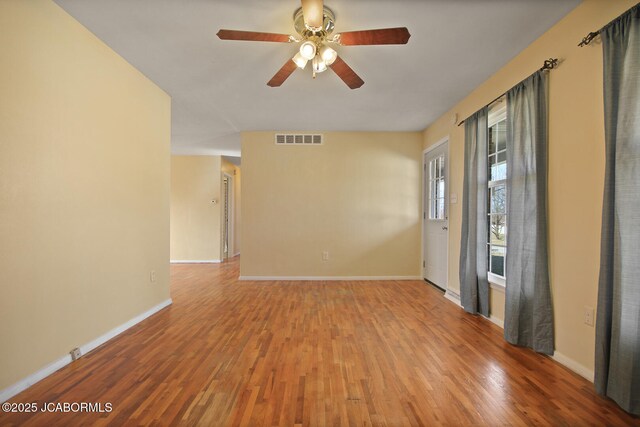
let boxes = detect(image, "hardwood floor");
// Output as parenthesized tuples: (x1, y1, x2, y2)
(1, 257, 637, 426)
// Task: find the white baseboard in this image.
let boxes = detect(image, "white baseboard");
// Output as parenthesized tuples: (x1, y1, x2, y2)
(477, 313, 593, 382)
(0, 298, 172, 403)
(239, 275, 422, 281)
(485, 314, 504, 328)
(444, 289, 462, 307)
(78, 299, 172, 358)
(0, 354, 71, 405)
(233, 252, 240, 257)
(552, 351, 594, 382)
(440, 290, 592, 381)
(170, 260, 221, 264)
(444, 289, 503, 328)
(488, 317, 593, 382)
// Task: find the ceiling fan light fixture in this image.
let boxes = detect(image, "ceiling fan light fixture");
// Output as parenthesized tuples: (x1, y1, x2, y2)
(312, 55, 327, 73)
(218, 2, 410, 89)
(292, 52, 308, 69)
(299, 41, 317, 60)
(319, 45, 337, 65)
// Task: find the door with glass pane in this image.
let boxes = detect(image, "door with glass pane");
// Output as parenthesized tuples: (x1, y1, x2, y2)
(423, 141, 448, 290)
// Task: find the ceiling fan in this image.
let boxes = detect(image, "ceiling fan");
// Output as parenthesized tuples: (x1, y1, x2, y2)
(216, 0, 410, 89)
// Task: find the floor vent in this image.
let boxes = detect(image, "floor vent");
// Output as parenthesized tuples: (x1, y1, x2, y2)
(275, 133, 323, 145)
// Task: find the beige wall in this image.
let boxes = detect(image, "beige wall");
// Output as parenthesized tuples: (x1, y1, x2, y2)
(423, 0, 639, 377)
(0, 0, 171, 391)
(170, 156, 241, 262)
(241, 132, 422, 278)
(170, 156, 222, 261)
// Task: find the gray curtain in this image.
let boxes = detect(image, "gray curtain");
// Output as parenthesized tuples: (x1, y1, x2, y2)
(460, 108, 489, 316)
(504, 71, 554, 355)
(595, 3, 640, 415)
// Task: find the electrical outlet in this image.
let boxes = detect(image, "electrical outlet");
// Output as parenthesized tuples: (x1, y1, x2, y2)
(322, 251, 329, 261)
(584, 306, 595, 326)
(150, 270, 156, 282)
(70, 347, 82, 361)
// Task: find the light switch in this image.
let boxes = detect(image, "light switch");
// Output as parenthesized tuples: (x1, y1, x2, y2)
(450, 193, 458, 204)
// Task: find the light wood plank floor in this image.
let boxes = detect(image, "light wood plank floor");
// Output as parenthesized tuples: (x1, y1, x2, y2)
(1, 257, 637, 426)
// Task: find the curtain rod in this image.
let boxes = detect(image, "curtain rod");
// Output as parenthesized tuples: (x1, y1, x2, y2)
(456, 58, 558, 127)
(579, 2, 640, 47)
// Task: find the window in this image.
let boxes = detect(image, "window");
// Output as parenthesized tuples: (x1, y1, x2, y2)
(488, 105, 507, 284)
(428, 155, 445, 220)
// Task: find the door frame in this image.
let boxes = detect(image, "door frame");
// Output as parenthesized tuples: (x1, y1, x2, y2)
(222, 172, 234, 260)
(422, 136, 450, 292)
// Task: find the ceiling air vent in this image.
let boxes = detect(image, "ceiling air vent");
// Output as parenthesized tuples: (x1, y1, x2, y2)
(275, 133, 324, 145)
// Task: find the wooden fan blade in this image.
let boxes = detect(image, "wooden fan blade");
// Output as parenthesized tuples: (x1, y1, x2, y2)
(267, 60, 298, 87)
(329, 56, 364, 89)
(301, 0, 324, 29)
(337, 27, 411, 46)
(217, 29, 291, 43)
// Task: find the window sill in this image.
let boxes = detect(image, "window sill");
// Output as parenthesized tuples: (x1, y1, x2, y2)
(487, 272, 505, 292)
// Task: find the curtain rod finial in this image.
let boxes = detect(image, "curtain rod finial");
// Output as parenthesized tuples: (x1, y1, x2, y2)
(541, 58, 559, 71)
(578, 31, 600, 47)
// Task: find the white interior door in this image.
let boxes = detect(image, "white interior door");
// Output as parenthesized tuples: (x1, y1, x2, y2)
(423, 141, 449, 290)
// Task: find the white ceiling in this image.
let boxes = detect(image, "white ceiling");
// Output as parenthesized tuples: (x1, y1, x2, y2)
(54, 0, 580, 157)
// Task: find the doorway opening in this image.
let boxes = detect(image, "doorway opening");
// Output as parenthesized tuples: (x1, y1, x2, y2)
(222, 173, 233, 260)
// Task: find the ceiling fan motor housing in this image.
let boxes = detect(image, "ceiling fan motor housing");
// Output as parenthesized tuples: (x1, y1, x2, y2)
(293, 6, 335, 39)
